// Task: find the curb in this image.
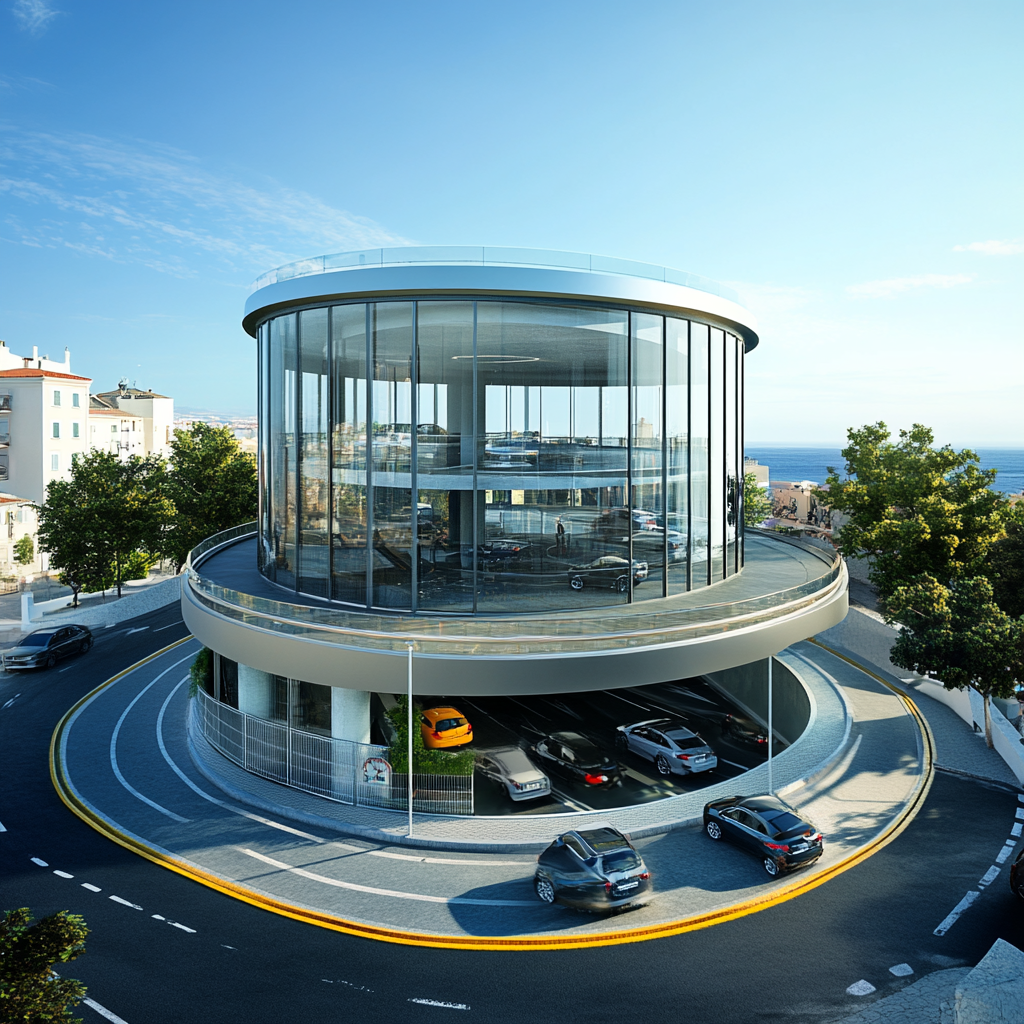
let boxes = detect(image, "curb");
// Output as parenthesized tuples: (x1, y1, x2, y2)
(51, 638, 936, 951)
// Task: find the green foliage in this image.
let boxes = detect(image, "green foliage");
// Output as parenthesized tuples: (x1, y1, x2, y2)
(36, 450, 174, 600)
(188, 647, 213, 699)
(13, 535, 33, 567)
(888, 575, 1024, 748)
(118, 549, 155, 582)
(164, 423, 257, 570)
(0, 907, 88, 1023)
(987, 502, 1024, 618)
(820, 423, 1008, 609)
(386, 696, 475, 775)
(743, 473, 773, 527)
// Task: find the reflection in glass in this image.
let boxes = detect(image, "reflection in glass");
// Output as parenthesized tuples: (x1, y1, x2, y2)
(416, 302, 475, 612)
(298, 308, 329, 596)
(370, 302, 413, 608)
(330, 304, 367, 604)
(258, 324, 270, 574)
(666, 318, 689, 596)
(725, 334, 738, 576)
(690, 322, 710, 588)
(631, 312, 664, 601)
(475, 302, 629, 612)
(270, 314, 297, 588)
(709, 328, 725, 581)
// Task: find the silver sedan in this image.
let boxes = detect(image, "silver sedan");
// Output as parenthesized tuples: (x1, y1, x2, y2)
(476, 746, 551, 801)
(616, 718, 718, 776)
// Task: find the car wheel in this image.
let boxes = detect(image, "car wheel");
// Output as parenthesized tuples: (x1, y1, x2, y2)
(535, 876, 556, 904)
(614, 733, 628, 752)
(655, 754, 671, 775)
(46, 654, 56, 669)
(705, 820, 722, 840)
(763, 856, 780, 877)
(570, 575, 584, 590)
(81, 638, 93, 654)
(615, 577, 628, 593)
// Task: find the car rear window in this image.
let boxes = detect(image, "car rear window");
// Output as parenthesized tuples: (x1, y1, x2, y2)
(666, 732, 704, 749)
(601, 849, 641, 874)
(436, 718, 467, 731)
(578, 828, 627, 852)
(764, 811, 804, 833)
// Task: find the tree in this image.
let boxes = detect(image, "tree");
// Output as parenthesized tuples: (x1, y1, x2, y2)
(37, 451, 174, 600)
(13, 535, 33, 568)
(0, 907, 88, 1023)
(987, 502, 1024, 618)
(820, 423, 1008, 610)
(385, 695, 474, 775)
(165, 423, 257, 571)
(888, 576, 1024, 749)
(743, 472, 773, 527)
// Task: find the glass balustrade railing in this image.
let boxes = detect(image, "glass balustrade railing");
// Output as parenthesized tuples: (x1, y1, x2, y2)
(184, 524, 843, 656)
(248, 246, 741, 305)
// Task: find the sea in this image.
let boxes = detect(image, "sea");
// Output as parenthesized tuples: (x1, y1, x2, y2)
(746, 446, 1024, 497)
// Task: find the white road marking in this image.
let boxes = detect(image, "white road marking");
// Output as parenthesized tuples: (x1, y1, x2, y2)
(108, 895, 143, 910)
(125, 627, 149, 635)
(83, 996, 130, 1023)
(409, 999, 470, 1010)
(997, 842, 1018, 864)
(59, 665, 78, 673)
(151, 914, 166, 920)
(2, 693, 21, 709)
(1019, 793, 1024, 803)
(889, 963, 914, 977)
(31, 857, 48, 866)
(608, 692, 651, 711)
(168, 921, 196, 933)
(934, 891, 980, 935)
(221, 944, 237, 950)
(1013, 823, 1023, 838)
(110, 653, 195, 823)
(0, 819, 6, 832)
(718, 759, 751, 771)
(156, 678, 325, 843)
(82, 883, 102, 892)
(54, 870, 74, 879)
(846, 980, 876, 996)
(237, 848, 538, 906)
(978, 866, 1000, 887)
(366, 847, 530, 867)
(1016, 808, 1024, 820)
(153, 622, 182, 632)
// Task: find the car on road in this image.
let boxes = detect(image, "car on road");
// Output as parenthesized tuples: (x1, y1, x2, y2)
(616, 718, 718, 775)
(531, 731, 621, 788)
(2, 625, 93, 671)
(703, 795, 824, 876)
(1011, 846, 1024, 900)
(476, 746, 551, 801)
(567, 555, 649, 592)
(419, 706, 473, 749)
(534, 826, 651, 910)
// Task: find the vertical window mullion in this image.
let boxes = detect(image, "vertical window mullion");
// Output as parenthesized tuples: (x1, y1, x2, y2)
(627, 312, 633, 603)
(410, 301, 418, 613)
(365, 303, 373, 610)
(471, 301, 478, 613)
(661, 316, 667, 598)
(294, 313, 303, 593)
(326, 308, 334, 598)
(740, 339, 746, 569)
(685, 319, 692, 592)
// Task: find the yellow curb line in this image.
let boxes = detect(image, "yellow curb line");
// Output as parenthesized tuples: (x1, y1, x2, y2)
(51, 636, 934, 951)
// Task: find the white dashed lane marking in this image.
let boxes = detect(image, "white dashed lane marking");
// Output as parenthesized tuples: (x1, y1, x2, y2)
(1017, 808, 1024, 820)
(54, 870, 74, 879)
(996, 841, 1018, 864)
(978, 866, 1001, 887)
(845, 980, 876, 996)
(31, 857, 48, 867)
(1013, 823, 1023, 837)
(0, 819, 6, 832)
(109, 895, 143, 910)
(934, 891, 980, 936)
(83, 996, 130, 1023)
(82, 883, 102, 892)
(409, 999, 471, 1010)
(889, 963, 914, 977)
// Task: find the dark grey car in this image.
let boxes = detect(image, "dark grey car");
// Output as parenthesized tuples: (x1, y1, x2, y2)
(534, 826, 651, 910)
(3, 624, 94, 670)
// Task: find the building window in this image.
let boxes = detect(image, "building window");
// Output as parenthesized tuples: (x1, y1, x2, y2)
(72, 393, 80, 408)
(72, 422, 80, 439)
(131, 421, 136, 431)
(111, 424, 117, 434)
(52, 422, 60, 439)
(53, 390, 61, 406)
(50, 454, 59, 472)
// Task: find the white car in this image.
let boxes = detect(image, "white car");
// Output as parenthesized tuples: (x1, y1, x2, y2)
(616, 718, 718, 776)
(476, 746, 551, 801)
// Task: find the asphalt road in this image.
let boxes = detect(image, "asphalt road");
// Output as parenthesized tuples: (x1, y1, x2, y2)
(2, 606, 1023, 1024)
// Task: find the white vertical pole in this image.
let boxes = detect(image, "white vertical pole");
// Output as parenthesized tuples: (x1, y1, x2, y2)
(767, 656, 773, 795)
(407, 641, 414, 838)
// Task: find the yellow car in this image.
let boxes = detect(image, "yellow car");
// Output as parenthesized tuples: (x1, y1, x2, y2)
(420, 707, 473, 749)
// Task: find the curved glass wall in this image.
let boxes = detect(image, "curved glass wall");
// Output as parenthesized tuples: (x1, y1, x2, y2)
(259, 298, 744, 614)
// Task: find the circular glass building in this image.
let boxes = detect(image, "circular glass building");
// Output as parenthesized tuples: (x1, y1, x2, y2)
(249, 247, 753, 615)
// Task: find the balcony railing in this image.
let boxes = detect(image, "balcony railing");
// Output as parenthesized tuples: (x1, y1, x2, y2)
(184, 524, 844, 658)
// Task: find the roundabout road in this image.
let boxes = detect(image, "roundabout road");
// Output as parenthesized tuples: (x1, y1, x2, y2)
(1, 605, 1023, 1023)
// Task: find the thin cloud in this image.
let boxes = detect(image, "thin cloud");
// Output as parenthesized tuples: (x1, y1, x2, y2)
(845, 273, 974, 299)
(12, 0, 61, 34)
(0, 126, 411, 279)
(952, 239, 1024, 256)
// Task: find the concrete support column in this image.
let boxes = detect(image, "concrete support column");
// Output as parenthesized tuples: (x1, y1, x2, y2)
(331, 686, 371, 744)
(237, 664, 274, 719)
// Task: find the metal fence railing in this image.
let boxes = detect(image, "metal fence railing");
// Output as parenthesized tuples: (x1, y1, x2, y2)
(191, 688, 473, 815)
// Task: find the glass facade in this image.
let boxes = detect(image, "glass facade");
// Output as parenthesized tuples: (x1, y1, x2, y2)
(259, 298, 745, 614)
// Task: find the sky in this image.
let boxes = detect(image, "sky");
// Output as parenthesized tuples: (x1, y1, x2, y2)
(1, 0, 1021, 445)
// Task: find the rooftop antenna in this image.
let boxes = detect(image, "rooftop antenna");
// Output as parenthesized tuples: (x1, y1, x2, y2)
(118, 377, 130, 398)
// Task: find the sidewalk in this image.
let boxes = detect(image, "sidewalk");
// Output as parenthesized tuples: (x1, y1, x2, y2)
(52, 634, 929, 946)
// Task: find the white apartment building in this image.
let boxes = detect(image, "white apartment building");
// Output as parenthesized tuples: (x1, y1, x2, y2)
(92, 386, 174, 459)
(89, 398, 147, 459)
(0, 498, 45, 578)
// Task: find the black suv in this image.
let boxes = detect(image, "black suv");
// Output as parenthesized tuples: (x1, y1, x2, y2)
(534, 827, 651, 910)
